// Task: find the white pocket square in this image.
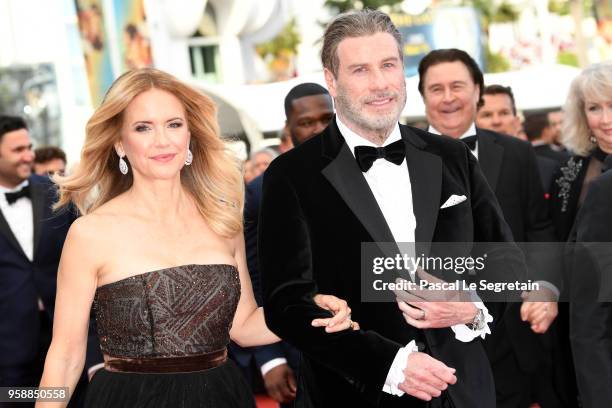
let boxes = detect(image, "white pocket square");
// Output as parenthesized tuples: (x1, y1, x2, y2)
(440, 194, 467, 209)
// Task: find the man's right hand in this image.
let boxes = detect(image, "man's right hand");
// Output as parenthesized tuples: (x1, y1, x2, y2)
(399, 352, 457, 401)
(263, 363, 297, 404)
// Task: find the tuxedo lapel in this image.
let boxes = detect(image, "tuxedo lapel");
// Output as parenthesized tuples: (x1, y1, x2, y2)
(0, 209, 28, 259)
(321, 122, 396, 244)
(477, 128, 504, 191)
(30, 180, 47, 257)
(401, 127, 442, 245)
(322, 144, 396, 244)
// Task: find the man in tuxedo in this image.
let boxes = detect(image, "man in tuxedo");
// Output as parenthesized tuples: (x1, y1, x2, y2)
(417, 49, 565, 407)
(259, 10, 523, 408)
(231, 83, 333, 406)
(0, 116, 100, 406)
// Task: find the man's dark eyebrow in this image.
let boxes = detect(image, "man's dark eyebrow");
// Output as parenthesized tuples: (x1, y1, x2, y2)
(12, 143, 33, 151)
(346, 56, 399, 71)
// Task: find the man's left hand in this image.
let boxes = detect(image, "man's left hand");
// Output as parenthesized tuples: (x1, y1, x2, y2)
(520, 289, 558, 334)
(394, 271, 478, 329)
(396, 296, 477, 329)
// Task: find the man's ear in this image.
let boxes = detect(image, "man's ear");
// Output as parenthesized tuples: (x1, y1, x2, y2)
(514, 116, 522, 133)
(473, 84, 481, 106)
(324, 68, 337, 98)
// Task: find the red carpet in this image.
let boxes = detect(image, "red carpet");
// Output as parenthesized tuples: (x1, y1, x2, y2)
(255, 394, 279, 408)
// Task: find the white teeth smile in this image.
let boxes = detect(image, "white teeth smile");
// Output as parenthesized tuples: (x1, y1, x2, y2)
(369, 98, 392, 105)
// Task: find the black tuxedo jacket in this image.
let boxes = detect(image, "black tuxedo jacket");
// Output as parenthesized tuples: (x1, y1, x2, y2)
(476, 129, 556, 244)
(567, 169, 612, 408)
(0, 175, 101, 381)
(475, 129, 560, 376)
(259, 121, 522, 408)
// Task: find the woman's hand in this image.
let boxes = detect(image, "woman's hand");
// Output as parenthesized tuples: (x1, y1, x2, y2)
(311, 294, 360, 333)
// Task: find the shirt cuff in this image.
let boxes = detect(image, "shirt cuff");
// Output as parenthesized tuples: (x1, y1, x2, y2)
(87, 363, 105, 380)
(260, 357, 288, 377)
(382, 340, 419, 396)
(450, 301, 493, 342)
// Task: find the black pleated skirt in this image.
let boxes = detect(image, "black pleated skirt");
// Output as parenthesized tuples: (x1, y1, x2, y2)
(84, 360, 255, 407)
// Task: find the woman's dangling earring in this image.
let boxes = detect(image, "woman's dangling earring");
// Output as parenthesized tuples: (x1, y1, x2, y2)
(119, 155, 129, 175)
(590, 133, 597, 144)
(185, 148, 193, 166)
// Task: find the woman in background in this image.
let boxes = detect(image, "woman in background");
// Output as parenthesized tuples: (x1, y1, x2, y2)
(550, 61, 612, 241)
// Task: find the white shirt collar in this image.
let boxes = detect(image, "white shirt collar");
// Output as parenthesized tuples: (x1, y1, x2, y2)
(336, 116, 402, 158)
(531, 140, 547, 147)
(428, 123, 477, 140)
(0, 179, 29, 194)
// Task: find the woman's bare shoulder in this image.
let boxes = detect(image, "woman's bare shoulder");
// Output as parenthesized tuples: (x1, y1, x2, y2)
(68, 198, 127, 243)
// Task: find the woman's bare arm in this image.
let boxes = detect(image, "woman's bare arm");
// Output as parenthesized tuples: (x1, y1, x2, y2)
(229, 233, 358, 347)
(36, 218, 100, 407)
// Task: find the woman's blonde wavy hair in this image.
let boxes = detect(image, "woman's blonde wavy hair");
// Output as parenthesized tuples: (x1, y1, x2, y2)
(55, 68, 244, 237)
(562, 61, 612, 156)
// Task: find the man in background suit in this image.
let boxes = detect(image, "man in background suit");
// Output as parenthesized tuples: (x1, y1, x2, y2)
(0, 116, 101, 407)
(475, 85, 562, 196)
(522, 112, 571, 164)
(523, 112, 568, 195)
(475, 84, 522, 139)
(418, 49, 565, 407)
(230, 83, 333, 406)
(260, 10, 523, 408)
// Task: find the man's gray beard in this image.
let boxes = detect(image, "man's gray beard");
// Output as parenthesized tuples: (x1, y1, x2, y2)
(335, 87, 406, 134)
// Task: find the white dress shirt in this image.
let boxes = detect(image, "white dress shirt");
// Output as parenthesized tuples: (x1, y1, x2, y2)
(429, 123, 478, 158)
(338, 117, 491, 396)
(0, 180, 34, 261)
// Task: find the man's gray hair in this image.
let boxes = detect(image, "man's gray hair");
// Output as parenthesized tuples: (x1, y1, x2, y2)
(321, 9, 403, 77)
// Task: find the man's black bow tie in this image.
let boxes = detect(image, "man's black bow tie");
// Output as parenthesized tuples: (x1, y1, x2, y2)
(5, 185, 30, 205)
(461, 135, 478, 150)
(354, 139, 406, 172)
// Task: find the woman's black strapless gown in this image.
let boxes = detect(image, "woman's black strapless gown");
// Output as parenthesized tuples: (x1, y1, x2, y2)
(85, 264, 255, 407)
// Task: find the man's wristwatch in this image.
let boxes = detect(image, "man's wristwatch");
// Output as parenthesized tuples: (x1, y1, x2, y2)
(467, 308, 486, 331)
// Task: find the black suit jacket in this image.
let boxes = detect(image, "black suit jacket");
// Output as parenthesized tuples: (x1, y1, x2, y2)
(476, 129, 556, 244)
(259, 121, 522, 408)
(476, 129, 559, 374)
(567, 170, 612, 408)
(536, 155, 560, 196)
(533, 144, 571, 165)
(0, 175, 101, 380)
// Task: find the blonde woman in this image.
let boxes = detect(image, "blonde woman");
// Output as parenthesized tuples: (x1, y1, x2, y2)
(37, 68, 356, 407)
(550, 61, 612, 241)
